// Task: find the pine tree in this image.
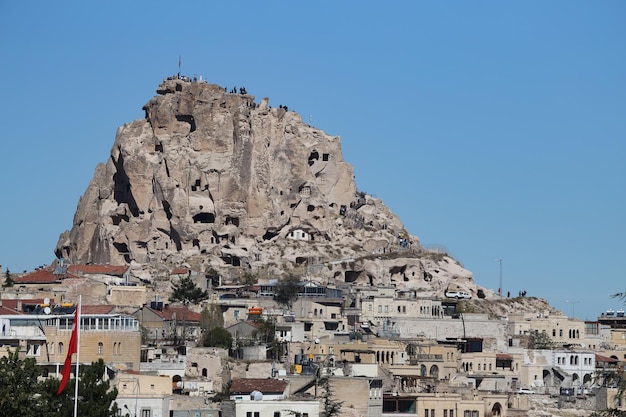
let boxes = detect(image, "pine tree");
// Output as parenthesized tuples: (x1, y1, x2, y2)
(170, 276, 209, 343)
(170, 276, 209, 305)
(318, 368, 343, 417)
(3, 269, 14, 287)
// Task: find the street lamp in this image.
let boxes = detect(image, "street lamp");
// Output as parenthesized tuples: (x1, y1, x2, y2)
(566, 300, 580, 318)
(497, 258, 503, 299)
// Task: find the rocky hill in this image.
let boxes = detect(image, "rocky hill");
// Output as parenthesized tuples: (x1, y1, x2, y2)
(54, 78, 529, 305)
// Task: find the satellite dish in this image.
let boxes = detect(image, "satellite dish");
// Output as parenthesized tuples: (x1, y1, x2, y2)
(43, 307, 51, 315)
(176, 381, 183, 388)
(314, 338, 320, 344)
(250, 390, 263, 401)
(43, 298, 50, 305)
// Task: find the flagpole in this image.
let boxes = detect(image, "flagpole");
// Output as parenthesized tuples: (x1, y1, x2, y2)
(73, 295, 81, 417)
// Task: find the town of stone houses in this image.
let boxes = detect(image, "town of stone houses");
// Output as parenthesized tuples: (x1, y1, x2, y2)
(1, 76, 624, 417)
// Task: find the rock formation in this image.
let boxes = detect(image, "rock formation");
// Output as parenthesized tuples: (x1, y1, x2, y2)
(56, 78, 482, 297)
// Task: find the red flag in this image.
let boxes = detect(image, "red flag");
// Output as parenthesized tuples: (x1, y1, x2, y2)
(57, 305, 79, 395)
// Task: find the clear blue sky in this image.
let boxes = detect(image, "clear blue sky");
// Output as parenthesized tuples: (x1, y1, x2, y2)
(0, 1, 624, 321)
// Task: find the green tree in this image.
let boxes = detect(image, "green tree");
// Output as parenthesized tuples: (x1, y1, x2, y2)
(318, 370, 343, 417)
(252, 316, 275, 344)
(200, 303, 224, 331)
(0, 350, 119, 417)
(202, 326, 233, 349)
(3, 269, 14, 287)
(41, 359, 120, 417)
(0, 349, 46, 417)
(239, 271, 258, 286)
(170, 276, 209, 306)
(78, 359, 120, 417)
(274, 274, 301, 308)
(527, 330, 553, 349)
(170, 276, 210, 343)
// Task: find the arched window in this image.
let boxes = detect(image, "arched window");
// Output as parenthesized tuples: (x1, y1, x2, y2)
(58, 342, 64, 354)
(98, 342, 104, 355)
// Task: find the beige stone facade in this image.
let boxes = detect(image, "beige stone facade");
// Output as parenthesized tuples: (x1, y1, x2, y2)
(382, 392, 507, 417)
(43, 313, 141, 371)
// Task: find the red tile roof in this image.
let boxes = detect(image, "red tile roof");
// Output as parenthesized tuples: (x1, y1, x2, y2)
(496, 354, 513, 360)
(148, 306, 202, 322)
(0, 305, 22, 315)
(229, 378, 289, 395)
(82, 305, 117, 315)
(171, 268, 189, 275)
(596, 354, 619, 363)
(0, 298, 54, 311)
(226, 320, 263, 331)
(67, 264, 128, 276)
(14, 268, 75, 284)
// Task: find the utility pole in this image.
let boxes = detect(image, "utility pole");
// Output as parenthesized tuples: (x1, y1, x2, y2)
(566, 300, 580, 319)
(497, 258, 503, 299)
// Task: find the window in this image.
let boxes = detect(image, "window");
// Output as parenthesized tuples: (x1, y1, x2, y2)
(140, 409, 151, 417)
(424, 410, 429, 417)
(98, 342, 104, 355)
(247, 412, 252, 417)
(384, 305, 389, 313)
(59, 342, 64, 354)
(378, 305, 382, 313)
(27, 343, 40, 356)
(450, 410, 454, 417)
(274, 412, 281, 417)
(254, 413, 260, 417)
(444, 410, 448, 417)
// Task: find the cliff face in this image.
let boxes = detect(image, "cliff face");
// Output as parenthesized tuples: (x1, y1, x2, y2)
(56, 78, 480, 296)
